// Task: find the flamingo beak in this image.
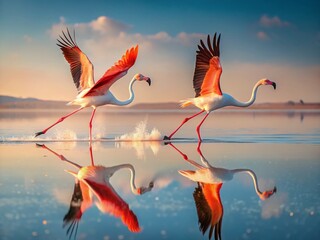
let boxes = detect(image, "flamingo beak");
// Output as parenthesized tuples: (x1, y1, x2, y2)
(146, 78, 151, 86)
(265, 79, 276, 90)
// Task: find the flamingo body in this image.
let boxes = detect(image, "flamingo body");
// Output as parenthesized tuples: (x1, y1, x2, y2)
(37, 144, 154, 235)
(170, 143, 276, 240)
(35, 29, 151, 140)
(165, 33, 276, 141)
(179, 167, 234, 184)
(68, 90, 125, 108)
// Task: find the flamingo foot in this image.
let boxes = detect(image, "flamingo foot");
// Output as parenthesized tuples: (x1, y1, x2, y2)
(35, 131, 45, 137)
(163, 135, 171, 140)
(35, 143, 45, 148)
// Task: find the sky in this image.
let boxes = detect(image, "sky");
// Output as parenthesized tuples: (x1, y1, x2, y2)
(0, 0, 319, 103)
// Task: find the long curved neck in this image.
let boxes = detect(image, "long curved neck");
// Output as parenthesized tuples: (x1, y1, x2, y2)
(116, 78, 136, 106)
(110, 164, 140, 194)
(126, 164, 140, 195)
(232, 81, 262, 107)
(232, 169, 263, 196)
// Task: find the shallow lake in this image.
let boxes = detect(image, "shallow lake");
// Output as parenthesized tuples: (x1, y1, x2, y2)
(0, 109, 319, 240)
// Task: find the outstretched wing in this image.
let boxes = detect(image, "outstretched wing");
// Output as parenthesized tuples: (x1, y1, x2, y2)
(83, 179, 141, 232)
(83, 46, 139, 97)
(193, 183, 223, 240)
(193, 183, 213, 237)
(57, 29, 95, 93)
(193, 33, 222, 97)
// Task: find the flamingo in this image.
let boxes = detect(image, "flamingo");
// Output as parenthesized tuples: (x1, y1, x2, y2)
(35, 29, 151, 141)
(164, 33, 276, 142)
(169, 143, 276, 240)
(37, 144, 154, 237)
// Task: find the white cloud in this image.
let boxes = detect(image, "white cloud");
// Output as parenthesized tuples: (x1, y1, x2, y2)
(261, 192, 288, 219)
(259, 15, 290, 28)
(90, 16, 129, 34)
(4, 15, 315, 103)
(256, 31, 269, 40)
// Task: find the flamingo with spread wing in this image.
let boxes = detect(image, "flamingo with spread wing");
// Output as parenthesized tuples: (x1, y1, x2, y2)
(37, 144, 153, 238)
(35, 29, 151, 141)
(169, 143, 277, 240)
(164, 33, 276, 142)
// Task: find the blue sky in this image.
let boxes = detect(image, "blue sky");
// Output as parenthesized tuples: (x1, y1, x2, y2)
(1, 0, 319, 103)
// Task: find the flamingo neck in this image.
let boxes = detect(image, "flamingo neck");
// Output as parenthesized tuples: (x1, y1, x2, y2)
(116, 78, 136, 106)
(232, 81, 263, 107)
(117, 164, 140, 195)
(232, 169, 263, 196)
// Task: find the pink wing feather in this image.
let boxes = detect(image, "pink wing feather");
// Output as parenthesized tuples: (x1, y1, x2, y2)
(83, 179, 141, 232)
(83, 45, 139, 97)
(193, 34, 222, 97)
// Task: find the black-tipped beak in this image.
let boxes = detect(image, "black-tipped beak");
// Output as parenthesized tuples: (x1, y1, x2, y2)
(146, 78, 151, 86)
(272, 82, 276, 90)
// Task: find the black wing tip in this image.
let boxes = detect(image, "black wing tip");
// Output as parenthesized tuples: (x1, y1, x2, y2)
(56, 27, 77, 48)
(199, 32, 221, 57)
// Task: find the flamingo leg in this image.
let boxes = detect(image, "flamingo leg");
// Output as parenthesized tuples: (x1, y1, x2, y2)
(36, 144, 82, 169)
(196, 142, 211, 168)
(196, 112, 209, 142)
(196, 141, 204, 158)
(168, 143, 188, 160)
(89, 142, 94, 166)
(168, 143, 205, 169)
(164, 110, 205, 140)
(89, 107, 96, 141)
(35, 107, 85, 137)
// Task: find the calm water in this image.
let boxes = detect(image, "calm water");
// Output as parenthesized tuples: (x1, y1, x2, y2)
(0, 109, 319, 240)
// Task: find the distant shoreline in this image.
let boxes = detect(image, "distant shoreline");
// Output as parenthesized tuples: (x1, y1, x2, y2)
(0, 95, 319, 110)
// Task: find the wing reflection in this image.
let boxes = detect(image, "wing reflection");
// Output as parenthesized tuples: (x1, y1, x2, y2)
(169, 142, 277, 240)
(37, 144, 154, 238)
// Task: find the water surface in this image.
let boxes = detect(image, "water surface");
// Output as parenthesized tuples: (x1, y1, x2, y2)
(0, 109, 319, 240)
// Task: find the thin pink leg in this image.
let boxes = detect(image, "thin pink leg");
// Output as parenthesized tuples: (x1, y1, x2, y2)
(36, 144, 82, 169)
(169, 143, 205, 169)
(196, 141, 206, 160)
(165, 110, 205, 140)
(89, 108, 96, 141)
(196, 113, 209, 142)
(168, 143, 188, 160)
(35, 107, 84, 137)
(89, 143, 94, 166)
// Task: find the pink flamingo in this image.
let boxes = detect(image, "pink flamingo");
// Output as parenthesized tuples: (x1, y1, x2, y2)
(35, 29, 151, 141)
(37, 144, 153, 237)
(164, 33, 276, 142)
(169, 143, 276, 239)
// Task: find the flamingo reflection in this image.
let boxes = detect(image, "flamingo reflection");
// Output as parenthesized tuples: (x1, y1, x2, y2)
(169, 143, 276, 240)
(37, 144, 153, 238)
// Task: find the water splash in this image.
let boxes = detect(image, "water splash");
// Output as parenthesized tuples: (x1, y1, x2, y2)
(54, 129, 78, 140)
(115, 119, 162, 141)
(0, 129, 78, 144)
(115, 119, 162, 159)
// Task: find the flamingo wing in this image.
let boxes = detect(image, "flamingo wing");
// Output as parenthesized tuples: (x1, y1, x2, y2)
(193, 183, 213, 236)
(83, 45, 139, 97)
(83, 179, 141, 232)
(193, 183, 223, 240)
(193, 33, 222, 97)
(57, 29, 95, 93)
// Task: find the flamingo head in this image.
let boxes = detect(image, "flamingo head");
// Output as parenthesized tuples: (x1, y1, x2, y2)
(261, 79, 276, 90)
(134, 73, 151, 86)
(259, 186, 277, 200)
(136, 181, 154, 195)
